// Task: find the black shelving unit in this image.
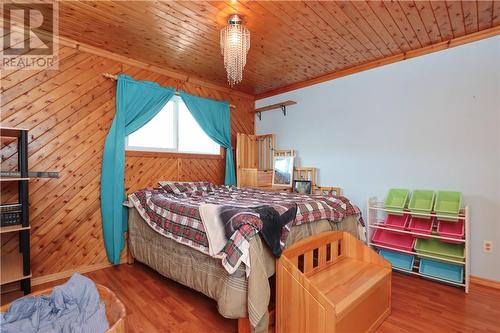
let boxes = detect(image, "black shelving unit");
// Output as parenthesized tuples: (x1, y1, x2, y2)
(1, 127, 31, 294)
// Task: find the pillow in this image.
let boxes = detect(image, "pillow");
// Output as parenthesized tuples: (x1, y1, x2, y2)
(159, 181, 213, 195)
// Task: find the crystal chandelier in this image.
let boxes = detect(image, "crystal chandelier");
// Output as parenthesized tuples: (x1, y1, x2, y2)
(220, 14, 250, 86)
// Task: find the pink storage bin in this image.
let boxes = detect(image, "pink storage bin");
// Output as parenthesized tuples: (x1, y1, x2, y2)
(371, 229, 416, 252)
(407, 217, 433, 238)
(437, 219, 464, 244)
(384, 214, 410, 230)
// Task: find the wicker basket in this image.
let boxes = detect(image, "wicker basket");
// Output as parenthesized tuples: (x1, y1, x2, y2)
(1, 284, 126, 333)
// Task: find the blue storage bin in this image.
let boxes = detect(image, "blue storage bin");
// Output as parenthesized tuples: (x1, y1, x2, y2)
(419, 258, 464, 283)
(379, 249, 414, 272)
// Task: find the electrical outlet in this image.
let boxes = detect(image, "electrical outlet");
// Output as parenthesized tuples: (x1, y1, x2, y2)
(483, 240, 493, 253)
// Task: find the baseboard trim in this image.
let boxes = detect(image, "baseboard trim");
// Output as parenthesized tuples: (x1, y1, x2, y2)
(470, 275, 500, 290)
(31, 260, 126, 286)
(27, 265, 500, 290)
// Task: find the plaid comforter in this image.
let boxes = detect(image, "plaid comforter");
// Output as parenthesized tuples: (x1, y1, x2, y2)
(128, 186, 363, 273)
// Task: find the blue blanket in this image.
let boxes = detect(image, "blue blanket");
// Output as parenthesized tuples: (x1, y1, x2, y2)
(1, 274, 109, 333)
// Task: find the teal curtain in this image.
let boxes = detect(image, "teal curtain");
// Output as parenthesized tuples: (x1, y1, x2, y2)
(101, 74, 175, 264)
(180, 91, 236, 185)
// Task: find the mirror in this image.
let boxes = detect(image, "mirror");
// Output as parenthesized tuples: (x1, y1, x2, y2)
(272, 155, 294, 187)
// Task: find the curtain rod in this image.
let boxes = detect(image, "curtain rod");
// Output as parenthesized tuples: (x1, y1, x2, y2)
(102, 73, 236, 109)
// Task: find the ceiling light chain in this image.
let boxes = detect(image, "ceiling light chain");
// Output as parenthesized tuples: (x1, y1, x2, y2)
(220, 14, 250, 86)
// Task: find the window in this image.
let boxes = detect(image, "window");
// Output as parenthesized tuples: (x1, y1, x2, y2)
(126, 96, 220, 155)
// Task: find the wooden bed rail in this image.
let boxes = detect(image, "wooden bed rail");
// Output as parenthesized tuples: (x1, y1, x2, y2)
(282, 231, 391, 272)
(294, 167, 316, 190)
(315, 186, 343, 197)
(282, 232, 346, 276)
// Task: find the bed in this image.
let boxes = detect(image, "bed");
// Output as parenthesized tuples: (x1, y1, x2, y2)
(126, 184, 364, 333)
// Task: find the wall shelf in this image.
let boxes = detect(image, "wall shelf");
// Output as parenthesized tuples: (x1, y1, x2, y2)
(0, 177, 30, 182)
(1, 171, 59, 179)
(0, 225, 31, 234)
(253, 100, 297, 120)
(0, 127, 29, 138)
(0, 253, 32, 285)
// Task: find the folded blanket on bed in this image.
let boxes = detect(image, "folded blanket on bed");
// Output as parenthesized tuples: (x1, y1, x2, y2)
(199, 204, 298, 275)
(199, 204, 228, 256)
(0, 274, 109, 333)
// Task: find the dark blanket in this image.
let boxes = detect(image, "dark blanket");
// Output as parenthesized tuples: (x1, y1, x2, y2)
(218, 204, 298, 257)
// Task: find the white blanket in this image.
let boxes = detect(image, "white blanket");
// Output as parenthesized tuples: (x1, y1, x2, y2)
(198, 204, 228, 257)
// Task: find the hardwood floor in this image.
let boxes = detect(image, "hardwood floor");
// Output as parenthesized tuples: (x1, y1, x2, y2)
(378, 274, 500, 333)
(2, 263, 500, 333)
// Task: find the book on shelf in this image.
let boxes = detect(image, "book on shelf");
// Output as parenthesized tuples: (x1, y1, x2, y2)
(0, 171, 59, 178)
(0, 171, 21, 177)
(1, 204, 22, 227)
(1, 212, 21, 227)
(1, 203, 22, 213)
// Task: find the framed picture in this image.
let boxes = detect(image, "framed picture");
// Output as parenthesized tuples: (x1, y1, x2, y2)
(293, 180, 312, 194)
(272, 155, 294, 187)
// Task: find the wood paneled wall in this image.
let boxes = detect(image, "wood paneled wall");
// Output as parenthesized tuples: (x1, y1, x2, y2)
(0, 44, 255, 281)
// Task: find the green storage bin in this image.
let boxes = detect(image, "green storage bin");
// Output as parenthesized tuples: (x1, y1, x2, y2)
(435, 191, 462, 221)
(384, 188, 410, 214)
(415, 238, 465, 262)
(409, 190, 435, 214)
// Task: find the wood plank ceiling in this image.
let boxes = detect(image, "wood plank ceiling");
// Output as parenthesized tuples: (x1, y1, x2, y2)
(47, 1, 500, 95)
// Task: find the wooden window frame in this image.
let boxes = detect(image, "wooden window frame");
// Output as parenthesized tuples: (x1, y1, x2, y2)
(126, 147, 225, 160)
